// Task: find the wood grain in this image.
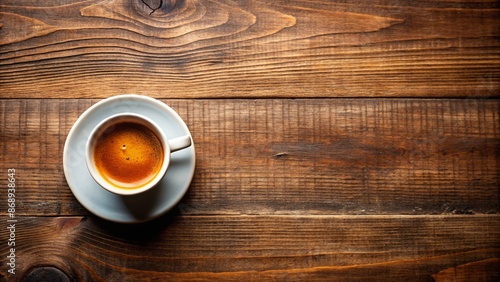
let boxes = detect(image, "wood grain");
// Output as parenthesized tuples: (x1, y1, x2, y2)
(0, 215, 498, 281)
(433, 258, 500, 282)
(1, 0, 499, 98)
(1, 98, 498, 216)
(1, 1, 499, 280)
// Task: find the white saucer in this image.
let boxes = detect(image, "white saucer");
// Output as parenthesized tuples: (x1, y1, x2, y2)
(63, 95, 195, 223)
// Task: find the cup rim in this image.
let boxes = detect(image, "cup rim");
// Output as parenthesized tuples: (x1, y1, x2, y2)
(85, 113, 170, 196)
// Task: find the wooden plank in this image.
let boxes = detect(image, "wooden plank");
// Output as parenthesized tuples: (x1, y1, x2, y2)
(0, 215, 498, 281)
(0, 0, 498, 98)
(1, 98, 498, 216)
(432, 258, 500, 282)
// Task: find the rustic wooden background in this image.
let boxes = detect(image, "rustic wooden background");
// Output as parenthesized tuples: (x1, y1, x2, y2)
(1, 0, 499, 281)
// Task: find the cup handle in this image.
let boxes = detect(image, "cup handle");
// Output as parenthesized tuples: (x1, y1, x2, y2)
(168, 135, 192, 153)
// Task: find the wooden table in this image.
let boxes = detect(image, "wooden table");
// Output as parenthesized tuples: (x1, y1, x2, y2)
(1, 0, 499, 281)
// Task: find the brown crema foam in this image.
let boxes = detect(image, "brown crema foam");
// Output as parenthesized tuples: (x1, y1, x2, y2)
(94, 122, 164, 189)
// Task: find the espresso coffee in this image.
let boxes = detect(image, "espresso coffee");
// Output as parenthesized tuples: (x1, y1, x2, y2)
(93, 122, 164, 189)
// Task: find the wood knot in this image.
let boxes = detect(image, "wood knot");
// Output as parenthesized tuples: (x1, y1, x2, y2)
(137, 0, 179, 16)
(56, 217, 84, 232)
(22, 267, 70, 282)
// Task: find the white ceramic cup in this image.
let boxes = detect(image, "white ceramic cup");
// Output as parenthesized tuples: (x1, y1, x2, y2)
(86, 113, 191, 196)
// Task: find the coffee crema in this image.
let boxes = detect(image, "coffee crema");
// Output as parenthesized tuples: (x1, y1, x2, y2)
(93, 122, 164, 189)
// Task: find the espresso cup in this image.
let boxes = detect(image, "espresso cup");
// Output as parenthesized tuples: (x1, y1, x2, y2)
(86, 113, 191, 196)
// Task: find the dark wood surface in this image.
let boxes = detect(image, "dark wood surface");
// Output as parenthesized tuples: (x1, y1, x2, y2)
(1, 0, 499, 281)
(1, 0, 499, 98)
